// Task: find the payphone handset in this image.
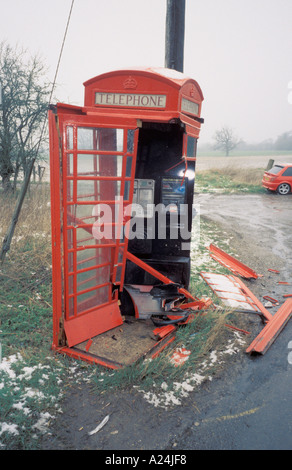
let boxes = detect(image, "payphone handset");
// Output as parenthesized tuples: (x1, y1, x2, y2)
(132, 179, 155, 218)
(130, 177, 188, 224)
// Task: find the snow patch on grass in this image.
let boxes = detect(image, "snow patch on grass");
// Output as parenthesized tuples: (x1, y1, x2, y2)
(0, 352, 95, 449)
(137, 331, 246, 409)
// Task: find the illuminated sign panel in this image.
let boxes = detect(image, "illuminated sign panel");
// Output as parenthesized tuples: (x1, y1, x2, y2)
(95, 92, 167, 108)
(181, 98, 199, 116)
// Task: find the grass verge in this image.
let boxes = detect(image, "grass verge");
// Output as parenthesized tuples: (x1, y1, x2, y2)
(195, 167, 266, 193)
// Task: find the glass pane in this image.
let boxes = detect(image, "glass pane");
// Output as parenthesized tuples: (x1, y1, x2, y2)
(283, 167, 292, 176)
(68, 297, 75, 318)
(126, 156, 132, 177)
(66, 154, 74, 175)
(118, 246, 124, 264)
(127, 129, 135, 153)
(68, 274, 74, 295)
(77, 128, 95, 150)
(67, 229, 74, 249)
(115, 265, 123, 283)
(187, 136, 196, 158)
(77, 154, 99, 176)
(76, 247, 111, 271)
(77, 285, 110, 314)
(76, 225, 115, 246)
(269, 165, 283, 175)
(67, 180, 74, 201)
(124, 181, 131, 201)
(116, 129, 124, 152)
(77, 180, 99, 201)
(76, 227, 96, 247)
(77, 265, 110, 293)
(77, 127, 124, 151)
(98, 155, 123, 177)
(67, 204, 102, 226)
(68, 252, 74, 273)
(77, 154, 123, 178)
(66, 126, 73, 149)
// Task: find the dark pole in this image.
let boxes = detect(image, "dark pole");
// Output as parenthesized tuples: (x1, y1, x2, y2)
(165, 0, 186, 72)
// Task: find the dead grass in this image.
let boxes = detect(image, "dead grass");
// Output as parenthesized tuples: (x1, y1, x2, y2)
(0, 184, 52, 267)
(196, 166, 265, 183)
(195, 166, 266, 193)
(214, 166, 265, 185)
(0, 184, 53, 355)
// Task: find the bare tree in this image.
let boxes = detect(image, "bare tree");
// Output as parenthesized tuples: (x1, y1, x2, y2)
(213, 126, 240, 156)
(0, 42, 50, 192)
(274, 130, 292, 150)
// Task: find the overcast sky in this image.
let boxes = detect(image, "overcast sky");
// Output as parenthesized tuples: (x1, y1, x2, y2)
(1, 0, 291, 144)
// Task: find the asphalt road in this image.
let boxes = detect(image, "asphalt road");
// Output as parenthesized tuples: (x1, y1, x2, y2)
(174, 191, 292, 450)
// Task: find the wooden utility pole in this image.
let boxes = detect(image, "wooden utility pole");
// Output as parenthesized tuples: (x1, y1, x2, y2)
(165, 0, 186, 72)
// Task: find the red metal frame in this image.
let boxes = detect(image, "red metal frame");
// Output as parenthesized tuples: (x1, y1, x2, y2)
(200, 272, 273, 322)
(48, 67, 204, 367)
(49, 109, 139, 349)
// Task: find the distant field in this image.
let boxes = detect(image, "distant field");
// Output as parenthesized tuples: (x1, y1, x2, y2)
(195, 153, 292, 171)
(197, 149, 292, 157)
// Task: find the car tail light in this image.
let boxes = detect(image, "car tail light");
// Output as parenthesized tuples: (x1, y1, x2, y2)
(264, 173, 276, 181)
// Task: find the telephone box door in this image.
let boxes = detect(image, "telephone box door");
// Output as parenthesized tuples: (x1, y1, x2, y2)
(50, 111, 138, 347)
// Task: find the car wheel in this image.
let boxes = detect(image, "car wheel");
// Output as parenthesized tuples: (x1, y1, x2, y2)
(277, 183, 291, 195)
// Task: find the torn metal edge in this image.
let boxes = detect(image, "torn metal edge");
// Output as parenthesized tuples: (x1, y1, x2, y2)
(207, 244, 260, 279)
(246, 299, 292, 355)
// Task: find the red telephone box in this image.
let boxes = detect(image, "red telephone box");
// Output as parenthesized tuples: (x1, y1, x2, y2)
(48, 67, 204, 368)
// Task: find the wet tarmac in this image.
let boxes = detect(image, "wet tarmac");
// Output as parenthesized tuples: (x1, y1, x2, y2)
(174, 191, 292, 450)
(197, 192, 292, 282)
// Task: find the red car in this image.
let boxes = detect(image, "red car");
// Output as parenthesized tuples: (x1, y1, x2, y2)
(262, 163, 292, 195)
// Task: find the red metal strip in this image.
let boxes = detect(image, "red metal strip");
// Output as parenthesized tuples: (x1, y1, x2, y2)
(153, 325, 176, 339)
(126, 251, 198, 302)
(224, 324, 251, 335)
(178, 299, 212, 310)
(52, 345, 123, 369)
(235, 277, 273, 322)
(246, 299, 292, 355)
(49, 111, 64, 349)
(263, 295, 279, 305)
(207, 244, 260, 279)
(85, 338, 93, 352)
(151, 336, 176, 360)
(126, 251, 176, 285)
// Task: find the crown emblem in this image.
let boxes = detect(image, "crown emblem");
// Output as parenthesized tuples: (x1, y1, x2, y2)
(190, 85, 196, 97)
(123, 76, 138, 90)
